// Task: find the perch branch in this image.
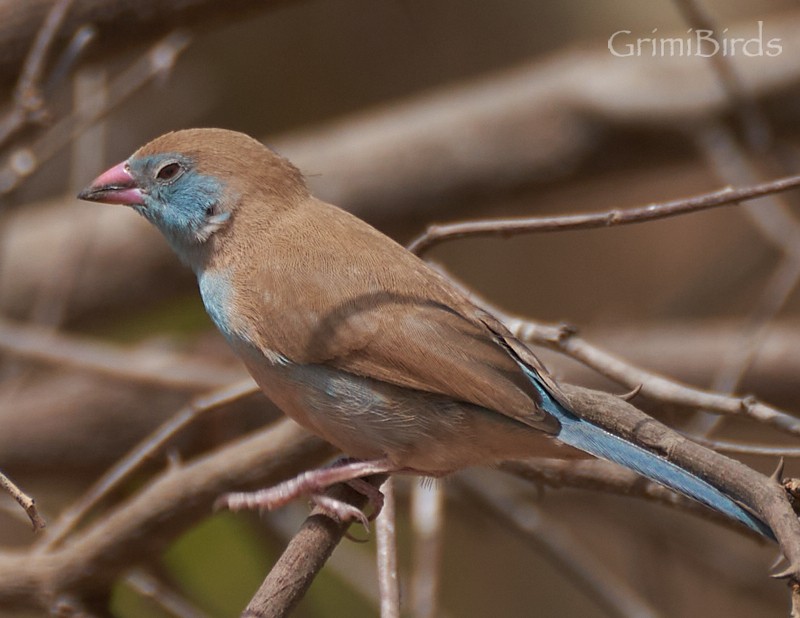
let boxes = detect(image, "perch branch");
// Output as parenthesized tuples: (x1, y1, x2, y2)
(242, 475, 386, 618)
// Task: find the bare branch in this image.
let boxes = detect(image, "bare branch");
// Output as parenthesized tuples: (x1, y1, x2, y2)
(0, 469, 45, 532)
(407, 173, 800, 255)
(556, 385, 800, 578)
(242, 475, 386, 618)
(500, 458, 747, 533)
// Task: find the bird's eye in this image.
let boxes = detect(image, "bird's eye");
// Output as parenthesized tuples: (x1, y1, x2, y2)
(156, 162, 182, 182)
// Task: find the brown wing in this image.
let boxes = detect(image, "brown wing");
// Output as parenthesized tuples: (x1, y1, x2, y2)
(311, 293, 559, 434)
(238, 198, 561, 434)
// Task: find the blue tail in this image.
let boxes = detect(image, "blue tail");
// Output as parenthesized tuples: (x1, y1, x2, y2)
(525, 372, 774, 540)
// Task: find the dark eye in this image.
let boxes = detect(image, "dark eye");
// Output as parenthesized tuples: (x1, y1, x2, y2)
(156, 162, 182, 182)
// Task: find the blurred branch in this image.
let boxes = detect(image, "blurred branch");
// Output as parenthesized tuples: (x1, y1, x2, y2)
(5, 382, 790, 612)
(125, 568, 209, 618)
(42, 379, 258, 550)
(0, 419, 335, 611)
(281, 10, 800, 218)
(673, 0, 773, 152)
(7, 12, 800, 317)
(0, 0, 287, 86)
(410, 483, 444, 618)
(0, 315, 245, 390)
(0, 0, 75, 145)
(459, 473, 660, 618)
(0, 29, 191, 196)
(684, 123, 800, 438)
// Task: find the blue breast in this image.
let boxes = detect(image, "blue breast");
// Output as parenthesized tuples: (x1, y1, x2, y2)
(198, 269, 237, 342)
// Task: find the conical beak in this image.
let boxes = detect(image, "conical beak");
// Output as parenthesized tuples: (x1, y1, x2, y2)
(77, 161, 144, 206)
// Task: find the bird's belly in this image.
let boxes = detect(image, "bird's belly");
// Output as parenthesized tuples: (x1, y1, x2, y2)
(240, 357, 579, 473)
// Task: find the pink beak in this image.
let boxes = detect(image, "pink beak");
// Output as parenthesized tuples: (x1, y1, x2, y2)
(77, 161, 144, 206)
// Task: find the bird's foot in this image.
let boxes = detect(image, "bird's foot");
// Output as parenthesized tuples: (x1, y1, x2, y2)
(215, 458, 394, 524)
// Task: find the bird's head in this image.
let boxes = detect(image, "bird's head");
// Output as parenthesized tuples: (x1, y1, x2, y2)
(78, 128, 308, 269)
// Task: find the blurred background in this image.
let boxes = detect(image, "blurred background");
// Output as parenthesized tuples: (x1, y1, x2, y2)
(2, 0, 800, 616)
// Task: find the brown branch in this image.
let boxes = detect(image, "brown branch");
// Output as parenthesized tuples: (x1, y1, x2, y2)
(0, 470, 46, 532)
(409, 483, 444, 618)
(693, 439, 800, 459)
(684, 122, 800, 437)
(243, 475, 386, 618)
(407, 172, 800, 255)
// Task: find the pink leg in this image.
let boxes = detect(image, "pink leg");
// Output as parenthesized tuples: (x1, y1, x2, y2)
(216, 458, 397, 524)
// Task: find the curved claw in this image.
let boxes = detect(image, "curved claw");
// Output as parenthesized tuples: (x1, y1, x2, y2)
(770, 561, 800, 580)
(311, 494, 370, 530)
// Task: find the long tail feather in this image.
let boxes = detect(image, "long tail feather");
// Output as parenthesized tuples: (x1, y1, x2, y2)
(526, 372, 774, 540)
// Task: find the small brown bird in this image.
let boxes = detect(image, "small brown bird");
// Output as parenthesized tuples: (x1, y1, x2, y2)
(79, 128, 772, 536)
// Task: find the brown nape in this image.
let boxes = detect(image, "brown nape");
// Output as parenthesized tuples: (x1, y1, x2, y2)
(135, 128, 310, 203)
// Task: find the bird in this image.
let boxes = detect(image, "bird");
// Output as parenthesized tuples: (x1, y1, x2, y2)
(79, 127, 772, 537)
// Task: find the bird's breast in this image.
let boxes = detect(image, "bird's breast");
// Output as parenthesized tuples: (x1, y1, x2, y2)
(198, 269, 236, 341)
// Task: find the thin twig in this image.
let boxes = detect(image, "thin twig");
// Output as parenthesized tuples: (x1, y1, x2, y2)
(0, 470, 46, 532)
(407, 173, 800, 255)
(40, 379, 258, 550)
(376, 477, 400, 618)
